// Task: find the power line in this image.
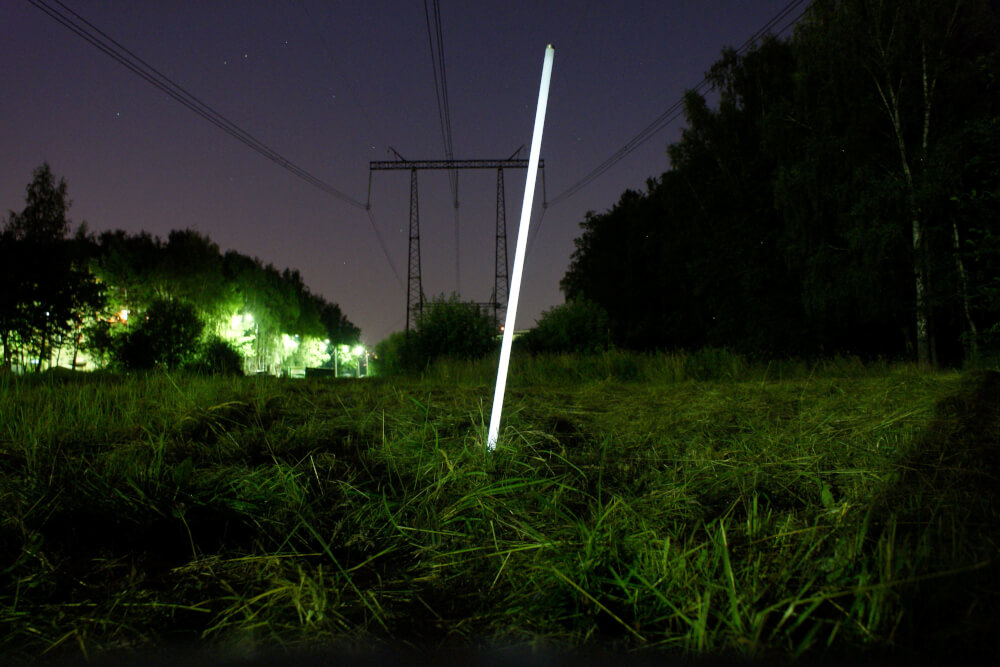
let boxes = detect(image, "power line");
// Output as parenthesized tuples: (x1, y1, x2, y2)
(28, 0, 406, 293)
(731, 0, 810, 56)
(371, 312, 407, 346)
(366, 208, 406, 292)
(423, 0, 457, 181)
(27, 0, 367, 210)
(546, 0, 812, 209)
(423, 0, 461, 292)
(525, 206, 548, 258)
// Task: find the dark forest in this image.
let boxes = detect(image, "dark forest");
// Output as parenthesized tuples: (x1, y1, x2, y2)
(561, 0, 1000, 366)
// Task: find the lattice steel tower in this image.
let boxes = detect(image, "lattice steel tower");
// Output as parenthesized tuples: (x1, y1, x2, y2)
(406, 168, 423, 333)
(494, 167, 509, 328)
(369, 157, 544, 335)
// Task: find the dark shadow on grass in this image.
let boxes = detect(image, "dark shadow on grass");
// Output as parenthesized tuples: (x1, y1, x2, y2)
(871, 370, 1000, 659)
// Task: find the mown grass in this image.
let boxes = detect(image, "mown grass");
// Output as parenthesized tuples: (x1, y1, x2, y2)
(0, 352, 996, 663)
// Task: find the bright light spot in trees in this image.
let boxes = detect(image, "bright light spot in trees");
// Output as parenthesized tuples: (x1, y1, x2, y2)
(229, 312, 254, 331)
(299, 338, 329, 367)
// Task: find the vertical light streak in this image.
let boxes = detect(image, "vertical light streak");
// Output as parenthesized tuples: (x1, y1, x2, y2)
(487, 44, 554, 451)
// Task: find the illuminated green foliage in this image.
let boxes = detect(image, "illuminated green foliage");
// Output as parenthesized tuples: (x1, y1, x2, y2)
(88, 229, 359, 374)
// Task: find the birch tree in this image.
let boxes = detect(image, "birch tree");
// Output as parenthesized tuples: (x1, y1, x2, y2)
(837, 0, 965, 365)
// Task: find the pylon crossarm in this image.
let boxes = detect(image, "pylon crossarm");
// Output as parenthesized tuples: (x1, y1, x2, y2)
(370, 159, 544, 170)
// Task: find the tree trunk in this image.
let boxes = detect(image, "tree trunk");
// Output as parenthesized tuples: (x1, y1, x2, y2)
(876, 76, 932, 366)
(72, 332, 80, 371)
(920, 38, 978, 363)
(37, 325, 47, 373)
(911, 212, 931, 366)
(952, 219, 979, 360)
(866, 1, 962, 367)
(1, 328, 10, 368)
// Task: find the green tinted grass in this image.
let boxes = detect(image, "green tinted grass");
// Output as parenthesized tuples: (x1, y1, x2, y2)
(0, 357, 994, 662)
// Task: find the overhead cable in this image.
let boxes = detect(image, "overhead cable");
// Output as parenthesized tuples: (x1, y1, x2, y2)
(423, 0, 461, 291)
(423, 0, 456, 183)
(28, 0, 367, 210)
(546, 0, 812, 209)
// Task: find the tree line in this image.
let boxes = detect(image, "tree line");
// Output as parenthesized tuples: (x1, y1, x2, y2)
(1, 163, 359, 373)
(561, 0, 1000, 365)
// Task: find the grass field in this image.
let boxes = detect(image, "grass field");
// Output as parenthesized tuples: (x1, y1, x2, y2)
(1, 351, 997, 663)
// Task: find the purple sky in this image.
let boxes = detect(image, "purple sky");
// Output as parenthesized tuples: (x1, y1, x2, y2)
(1, 1, 800, 344)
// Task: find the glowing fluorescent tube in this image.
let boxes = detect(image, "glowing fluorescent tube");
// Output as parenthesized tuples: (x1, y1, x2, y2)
(488, 44, 554, 451)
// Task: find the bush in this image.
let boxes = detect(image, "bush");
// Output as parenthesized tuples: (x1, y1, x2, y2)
(115, 298, 203, 370)
(520, 297, 610, 354)
(372, 331, 409, 376)
(80, 319, 115, 368)
(187, 337, 244, 375)
(375, 295, 496, 374)
(411, 294, 496, 367)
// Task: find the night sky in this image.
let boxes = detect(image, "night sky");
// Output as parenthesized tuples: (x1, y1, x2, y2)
(1, 1, 801, 344)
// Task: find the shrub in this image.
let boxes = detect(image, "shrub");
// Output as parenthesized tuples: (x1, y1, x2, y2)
(375, 295, 496, 374)
(188, 336, 244, 375)
(411, 294, 496, 367)
(115, 298, 203, 370)
(80, 319, 115, 368)
(372, 331, 409, 376)
(520, 297, 610, 354)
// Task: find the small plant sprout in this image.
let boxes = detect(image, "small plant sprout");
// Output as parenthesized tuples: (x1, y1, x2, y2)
(488, 44, 554, 451)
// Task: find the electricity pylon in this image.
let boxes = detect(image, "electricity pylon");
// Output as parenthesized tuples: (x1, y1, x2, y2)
(368, 156, 545, 334)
